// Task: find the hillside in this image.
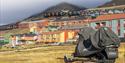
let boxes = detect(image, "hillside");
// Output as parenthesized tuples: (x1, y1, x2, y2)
(0, 28, 29, 40)
(99, 0, 125, 7)
(43, 2, 85, 13)
(24, 2, 86, 21)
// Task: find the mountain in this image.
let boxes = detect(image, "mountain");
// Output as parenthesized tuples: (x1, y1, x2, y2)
(24, 2, 86, 21)
(99, 0, 125, 7)
(43, 2, 85, 13)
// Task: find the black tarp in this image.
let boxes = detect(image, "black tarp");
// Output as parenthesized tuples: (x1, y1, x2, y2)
(74, 27, 120, 57)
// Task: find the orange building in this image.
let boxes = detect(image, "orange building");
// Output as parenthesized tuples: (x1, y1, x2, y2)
(40, 30, 78, 43)
(28, 19, 49, 33)
(19, 34, 38, 41)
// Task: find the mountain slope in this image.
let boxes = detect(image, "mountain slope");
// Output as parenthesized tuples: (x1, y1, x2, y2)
(99, 0, 125, 7)
(24, 2, 86, 21)
(43, 2, 85, 13)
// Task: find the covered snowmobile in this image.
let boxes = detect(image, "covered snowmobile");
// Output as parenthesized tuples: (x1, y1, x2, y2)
(64, 27, 120, 63)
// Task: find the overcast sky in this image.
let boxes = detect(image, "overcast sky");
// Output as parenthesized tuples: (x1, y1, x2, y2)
(0, 0, 111, 25)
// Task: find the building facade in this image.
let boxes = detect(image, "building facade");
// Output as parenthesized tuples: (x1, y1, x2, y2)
(89, 13, 125, 38)
(48, 19, 86, 27)
(40, 30, 77, 43)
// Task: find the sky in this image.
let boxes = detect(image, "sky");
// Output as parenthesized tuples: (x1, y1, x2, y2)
(0, 0, 111, 25)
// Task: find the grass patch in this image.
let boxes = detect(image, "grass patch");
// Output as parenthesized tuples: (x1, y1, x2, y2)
(0, 43, 124, 63)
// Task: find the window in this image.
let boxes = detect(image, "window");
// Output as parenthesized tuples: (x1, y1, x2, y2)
(79, 21, 81, 23)
(118, 29, 120, 36)
(101, 22, 106, 26)
(95, 23, 100, 29)
(73, 22, 76, 24)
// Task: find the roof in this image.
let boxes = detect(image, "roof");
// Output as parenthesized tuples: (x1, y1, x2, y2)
(92, 13, 125, 22)
(14, 33, 37, 37)
(0, 36, 5, 40)
(21, 37, 34, 41)
(41, 31, 62, 35)
(61, 25, 85, 30)
(54, 17, 84, 22)
(41, 30, 76, 35)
